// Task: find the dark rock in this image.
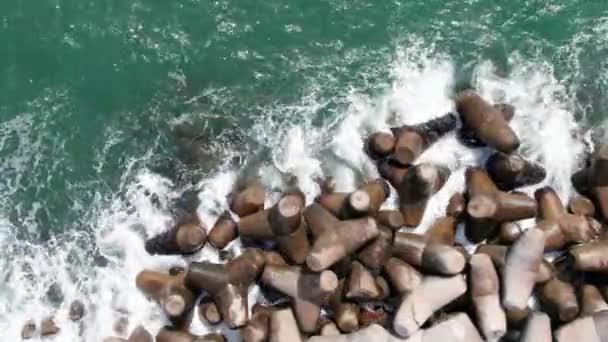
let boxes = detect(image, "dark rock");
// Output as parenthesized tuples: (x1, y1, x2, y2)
(168, 266, 185, 276)
(113, 316, 129, 335)
(69, 300, 86, 321)
(45, 282, 64, 305)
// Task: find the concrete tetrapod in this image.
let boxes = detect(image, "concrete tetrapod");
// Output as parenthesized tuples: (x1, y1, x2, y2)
(535, 186, 599, 251)
(488, 222, 522, 245)
(377, 210, 405, 231)
(103, 325, 154, 342)
(554, 311, 608, 342)
(125, 326, 153, 342)
(308, 313, 482, 342)
(345, 261, 382, 301)
(374, 275, 391, 300)
(229, 182, 265, 217)
(155, 327, 225, 342)
(581, 284, 608, 316)
(469, 253, 506, 341)
(241, 305, 271, 342)
(269, 308, 304, 342)
(304, 203, 364, 277)
(330, 280, 360, 333)
(464, 167, 537, 242)
(485, 152, 546, 191)
(320, 321, 341, 336)
(571, 143, 608, 222)
(474, 244, 554, 283)
(185, 248, 265, 328)
(456, 102, 515, 148)
(393, 274, 467, 338)
(135, 271, 195, 328)
(539, 277, 579, 322)
(568, 196, 596, 217)
(207, 212, 237, 250)
(198, 297, 222, 325)
(519, 312, 552, 342)
(383, 257, 423, 294)
(393, 232, 465, 275)
(365, 132, 396, 160)
(308, 313, 483, 342)
(237, 191, 311, 264)
(316, 179, 390, 219)
(307, 324, 398, 342)
(145, 220, 206, 255)
(569, 240, 608, 273)
(268, 191, 310, 264)
(357, 225, 393, 271)
(455, 90, 520, 153)
(501, 228, 545, 311)
(390, 113, 457, 166)
(446, 193, 465, 218)
(377, 160, 409, 191)
(425, 216, 457, 245)
(397, 163, 450, 227)
(305, 210, 379, 272)
(261, 264, 338, 333)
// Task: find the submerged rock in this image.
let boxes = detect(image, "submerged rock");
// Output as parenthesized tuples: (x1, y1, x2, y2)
(41, 317, 60, 336)
(113, 316, 129, 336)
(128, 325, 154, 342)
(168, 265, 186, 276)
(21, 319, 36, 339)
(45, 282, 64, 305)
(69, 300, 86, 321)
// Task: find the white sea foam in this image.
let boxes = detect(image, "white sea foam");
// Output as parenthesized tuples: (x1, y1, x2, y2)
(0, 38, 590, 341)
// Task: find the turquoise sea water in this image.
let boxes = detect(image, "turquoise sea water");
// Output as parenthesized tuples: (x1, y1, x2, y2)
(1, 1, 608, 340)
